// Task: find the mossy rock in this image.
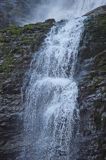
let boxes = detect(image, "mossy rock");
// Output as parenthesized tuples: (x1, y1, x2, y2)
(0, 54, 14, 73)
(0, 18, 55, 85)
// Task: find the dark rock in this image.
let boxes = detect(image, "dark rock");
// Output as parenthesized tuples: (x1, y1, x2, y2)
(84, 5, 106, 16)
(77, 5, 106, 160)
(0, 19, 55, 159)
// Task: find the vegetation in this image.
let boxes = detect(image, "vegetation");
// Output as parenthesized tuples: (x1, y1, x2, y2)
(0, 19, 55, 75)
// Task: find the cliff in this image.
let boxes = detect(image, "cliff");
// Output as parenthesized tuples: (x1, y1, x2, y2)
(0, 5, 106, 160)
(78, 6, 106, 160)
(0, 19, 55, 159)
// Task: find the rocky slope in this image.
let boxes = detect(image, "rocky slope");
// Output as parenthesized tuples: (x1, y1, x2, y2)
(77, 6, 106, 160)
(0, 19, 55, 160)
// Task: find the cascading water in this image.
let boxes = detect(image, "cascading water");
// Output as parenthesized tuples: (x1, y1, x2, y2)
(22, 1, 106, 160)
(22, 17, 84, 160)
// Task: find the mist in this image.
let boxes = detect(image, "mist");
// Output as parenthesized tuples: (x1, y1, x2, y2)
(23, 0, 106, 24)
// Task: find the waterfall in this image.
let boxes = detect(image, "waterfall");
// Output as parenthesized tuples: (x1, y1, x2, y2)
(22, 17, 84, 160)
(21, 1, 106, 160)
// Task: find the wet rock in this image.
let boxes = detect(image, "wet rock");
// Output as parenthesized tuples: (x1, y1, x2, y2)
(77, 5, 106, 160)
(84, 5, 106, 16)
(0, 19, 55, 159)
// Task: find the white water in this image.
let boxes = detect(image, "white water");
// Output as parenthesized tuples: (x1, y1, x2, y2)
(23, 17, 84, 160)
(22, 1, 106, 160)
(25, 0, 106, 23)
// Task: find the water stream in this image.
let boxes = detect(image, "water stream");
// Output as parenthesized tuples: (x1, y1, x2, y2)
(23, 17, 84, 160)
(22, 0, 106, 160)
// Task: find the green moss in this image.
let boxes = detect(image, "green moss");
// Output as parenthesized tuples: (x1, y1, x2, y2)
(23, 20, 54, 32)
(34, 23, 52, 30)
(24, 24, 36, 30)
(0, 54, 14, 73)
(0, 19, 55, 76)
(7, 25, 22, 35)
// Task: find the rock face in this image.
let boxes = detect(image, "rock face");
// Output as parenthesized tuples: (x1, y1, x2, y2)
(85, 5, 106, 16)
(77, 6, 106, 160)
(0, 19, 55, 160)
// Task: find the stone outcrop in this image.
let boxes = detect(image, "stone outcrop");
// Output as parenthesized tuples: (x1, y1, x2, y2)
(85, 5, 106, 16)
(77, 6, 106, 160)
(0, 19, 55, 160)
